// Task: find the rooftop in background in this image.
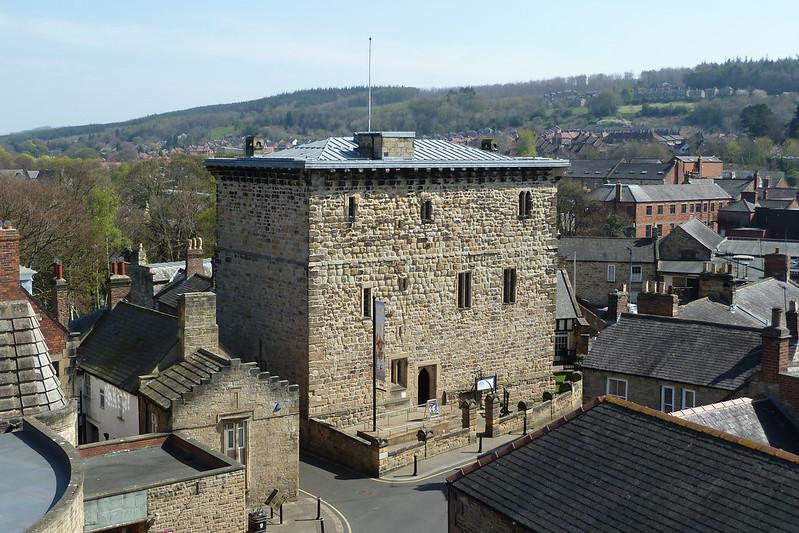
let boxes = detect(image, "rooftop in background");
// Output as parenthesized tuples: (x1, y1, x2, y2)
(673, 397, 799, 454)
(717, 238, 799, 258)
(583, 313, 762, 390)
(79, 433, 241, 500)
(0, 300, 68, 419)
(558, 236, 655, 263)
(713, 177, 756, 198)
(78, 301, 178, 393)
(609, 160, 673, 180)
(448, 396, 799, 532)
(589, 182, 731, 203)
(679, 278, 799, 327)
(207, 133, 569, 170)
(675, 218, 725, 251)
(140, 258, 212, 285)
(675, 155, 722, 163)
(154, 273, 214, 313)
(564, 159, 620, 178)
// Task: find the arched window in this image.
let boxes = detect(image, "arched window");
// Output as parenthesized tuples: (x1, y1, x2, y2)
(519, 191, 533, 218)
(518, 191, 527, 217)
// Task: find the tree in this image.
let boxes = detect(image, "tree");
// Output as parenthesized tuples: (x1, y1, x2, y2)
(786, 104, 799, 139)
(740, 104, 781, 140)
(589, 91, 620, 117)
(516, 129, 538, 156)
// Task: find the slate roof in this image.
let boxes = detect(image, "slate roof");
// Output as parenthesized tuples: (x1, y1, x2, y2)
(608, 160, 673, 181)
(583, 313, 762, 390)
(448, 397, 799, 532)
(0, 301, 68, 419)
(555, 270, 581, 320)
(564, 159, 619, 179)
(758, 198, 796, 210)
(765, 187, 799, 200)
(139, 349, 229, 409)
(673, 397, 799, 454)
(676, 218, 724, 251)
(154, 273, 214, 312)
(713, 177, 756, 199)
(206, 136, 569, 170)
(77, 302, 178, 393)
(717, 238, 799, 258)
(558, 236, 655, 263)
(721, 198, 758, 213)
(589, 182, 731, 203)
(679, 278, 799, 327)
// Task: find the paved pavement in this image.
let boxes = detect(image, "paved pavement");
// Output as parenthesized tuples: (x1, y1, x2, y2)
(296, 431, 524, 533)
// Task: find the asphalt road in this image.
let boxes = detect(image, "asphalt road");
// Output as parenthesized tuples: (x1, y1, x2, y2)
(300, 453, 449, 533)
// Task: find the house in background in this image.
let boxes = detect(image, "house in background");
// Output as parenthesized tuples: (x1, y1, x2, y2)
(554, 269, 589, 366)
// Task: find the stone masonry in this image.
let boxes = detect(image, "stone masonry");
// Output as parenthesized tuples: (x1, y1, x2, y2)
(210, 140, 568, 431)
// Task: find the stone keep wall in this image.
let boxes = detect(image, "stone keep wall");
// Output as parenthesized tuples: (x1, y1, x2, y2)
(147, 469, 246, 533)
(169, 360, 300, 505)
(215, 168, 560, 429)
(216, 175, 310, 417)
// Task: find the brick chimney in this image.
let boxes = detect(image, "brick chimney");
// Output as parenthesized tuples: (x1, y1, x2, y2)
(698, 263, 735, 304)
(185, 238, 204, 278)
(0, 225, 21, 300)
(761, 307, 791, 384)
(787, 301, 798, 340)
(51, 260, 69, 327)
(106, 259, 131, 311)
(637, 281, 679, 317)
(607, 284, 629, 321)
(740, 190, 757, 204)
(764, 248, 790, 282)
(178, 292, 218, 360)
(614, 182, 623, 203)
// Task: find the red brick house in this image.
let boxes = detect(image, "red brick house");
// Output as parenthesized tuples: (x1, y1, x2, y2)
(672, 155, 723, 183)
(589, 182, 732, 238)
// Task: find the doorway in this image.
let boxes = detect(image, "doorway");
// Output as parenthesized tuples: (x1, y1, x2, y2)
(417, 368, 430, 404)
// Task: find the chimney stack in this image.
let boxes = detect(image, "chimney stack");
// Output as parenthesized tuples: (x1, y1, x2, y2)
(51, 259, 69, 328)
(607, 284, 629, 321)
(105, 258, 131, 311)
(132, 243, 148, 266)
(636, 281, 679, 317)
(0, 225, 21, 300)
(764, 248, 790, 282)
(698, 265, 735, 304)
(186, 238, 204, 278)
(787, 301, 799, 340)
(178, 292, 218, 360)
(245, 135, 265, 157)
(614, 182, 623, 203)
(740, 190, 757, 204)
(761, 307, 791, 383)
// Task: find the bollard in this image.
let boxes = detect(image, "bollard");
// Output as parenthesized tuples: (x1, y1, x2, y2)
(316, 496, 321, 520)
(320, 517, 325, 533)
(412, 454, 418, 476)
(523, 413, 528, 434)
(280, 504, 284, 525)
(478, 434, 483, 453)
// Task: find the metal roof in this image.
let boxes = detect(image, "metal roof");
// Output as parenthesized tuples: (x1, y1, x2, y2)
(207, 136, 569, 170)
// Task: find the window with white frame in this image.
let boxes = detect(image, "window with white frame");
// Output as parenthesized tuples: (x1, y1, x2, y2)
(661, 385, 675, 412)
(223, 420, 248, 467)
(606, 377, 627, 400)
(607, 264, 616, 282)
(682, 389, 696, 409)
(630, 265, 643, 283)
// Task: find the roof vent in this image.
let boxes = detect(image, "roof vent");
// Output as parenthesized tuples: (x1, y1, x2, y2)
(481, 139, 499, 152)
(354, 131, 415, 160)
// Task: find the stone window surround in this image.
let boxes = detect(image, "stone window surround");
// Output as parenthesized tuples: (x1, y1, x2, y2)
(502, 267, 517, 305)
(361, 283, 375, 319)
(457, 271, 472, 310)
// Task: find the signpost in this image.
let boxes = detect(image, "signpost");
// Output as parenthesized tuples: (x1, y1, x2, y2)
(373, 298, 386, 432)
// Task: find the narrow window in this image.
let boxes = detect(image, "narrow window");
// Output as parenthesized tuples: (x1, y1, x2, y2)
(554, 331, 568, 356)
(347, 196, 357, 221)
(398, 276, 408, 292)
(703, 203, 708, 212)
(457, 272, 472, 309)
(682, 389, 696, 409)
(657, 205, 664, 215)
(421, 200, 433, 223)
(606, 378, 627, 400)
(99, 388, 105, 409)
(681, 203, 687, 214)
(518, 192, 526, 217)
(503, 268, 517, 304)
(224, 422, 236, 458)
(84, 375, 91, 401)
(656, 224, 663, 237)
(645, 225, 652, 237)
(607, 264, 616, 282)
(518, 191, 533, 218)
(630, 265, 643, 283)
(661, 386, 675, 412)
(645, 205, 652, 215)
(362, 287, 372, 318)
(690, 203, 695, 213)
(710, 202, 715, 212)
(669, 204, 676, 214)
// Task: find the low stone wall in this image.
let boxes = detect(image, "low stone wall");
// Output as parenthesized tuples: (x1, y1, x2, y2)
(307, 418, 380, 476)
(380, 427, 472, 475)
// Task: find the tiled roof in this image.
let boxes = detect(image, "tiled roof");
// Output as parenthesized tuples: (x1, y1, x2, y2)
(558, 236, 655, 263)
(555, 270, 581, 320)
(154, 274, 214, 312)
(679, 278, 799, 327)
(583, 313, 762, 390)
(77, 302, 178, 393)
(673, 397, 799, 453)
(589, 182, 731, 203)
(0, 301, 68, 418)
(675, 218, 724, 251)
(448, 397, 799, 532)
(139, 349, 230, 409)
(207, 136, 569, 170)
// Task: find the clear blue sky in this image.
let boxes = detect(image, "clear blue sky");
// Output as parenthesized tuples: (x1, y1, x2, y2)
(1, 0, 797, 134)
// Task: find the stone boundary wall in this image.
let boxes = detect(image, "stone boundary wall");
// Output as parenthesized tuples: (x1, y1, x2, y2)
(381, 427, 471, 475)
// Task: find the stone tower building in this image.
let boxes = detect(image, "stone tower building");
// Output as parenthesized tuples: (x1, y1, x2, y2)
(207, 132, 568, 428)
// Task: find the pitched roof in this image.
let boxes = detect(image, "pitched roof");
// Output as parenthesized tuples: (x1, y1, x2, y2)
(77, 302, 178, 393)
(558, 236, 655, 263)
(555, 270, 581, 320)
(679, 278, 799, 327)
(449, 397, 799, 532)
(717, 238, 799, 258)
(207, 136, 569, 170)
(714, 177, 756, 198)
(721, 198, 758, 213)
(675, 218, 724, 251)
(589, 182, 731, 203)
(154, 273, 214, 312)
(564, 159, 619, 179)
(765, 187, 799, 200)
(144, 258, 213, 284)
(583, 313, 762, 390)
(675, 155, 722, 163)
(139, 349, 229, 409)
(608, 160, 673, 180)
(673, 397, 799, 454)
(758, 198, 796, 210)
(0, 301, 68, 419)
